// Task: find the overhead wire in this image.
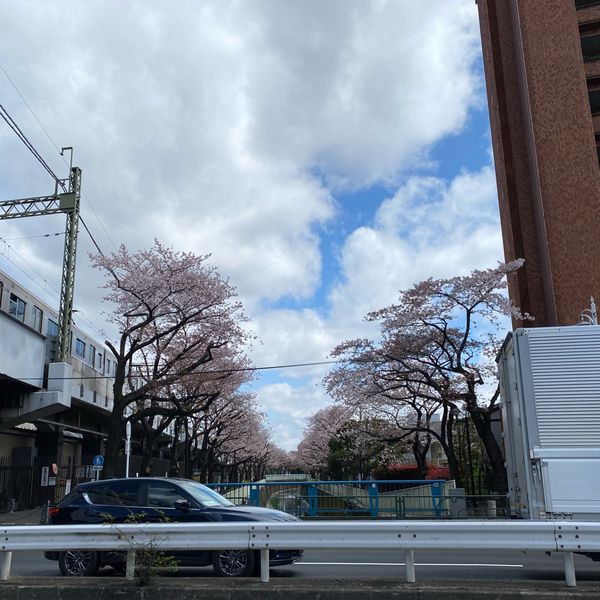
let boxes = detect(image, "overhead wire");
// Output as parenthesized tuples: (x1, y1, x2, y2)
(11, 359, 340, 382)
(0, 63, 63, 156)
(1, 232, 64, 241)
(0, 69, 113, 335)
(0, 105, 65, 190)
(80, 216, 105, 256)
(0, 237, 60, 298)
(0, 237, 106, 339)
(0, 63, 119, 251)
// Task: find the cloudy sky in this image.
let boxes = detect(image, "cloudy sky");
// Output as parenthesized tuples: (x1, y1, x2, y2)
(0, 0, 504, 450)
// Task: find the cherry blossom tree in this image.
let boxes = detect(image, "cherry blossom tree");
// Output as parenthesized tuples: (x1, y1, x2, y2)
(91, 240, 251, 476)
(265, 445, 294, 474)
(185, 390, 277, 482)
(326, 417, 405, 480)
(163, 349, 256, 477)
(296, 405, 353, 476)
(325, 260, 529, 492)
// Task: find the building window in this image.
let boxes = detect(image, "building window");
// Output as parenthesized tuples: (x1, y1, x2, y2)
(106, 358, 115, 377)
(32, 306, 43, 332)
(0, 280, 3, 309)
(47, 319, 59, 337)
(8, 293, 26, 322)
(75, 338, 86, 358)
(97, 352, 103, 371)
(88, 344, 96, 366)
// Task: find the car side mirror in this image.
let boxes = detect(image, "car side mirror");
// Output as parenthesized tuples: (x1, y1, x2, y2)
(174, 499, 191, 511)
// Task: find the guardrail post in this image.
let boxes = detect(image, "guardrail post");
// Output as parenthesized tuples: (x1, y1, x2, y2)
(368, 483, 379, 517)
(249, 485, 260, 507)
(126, 550, 136, 581)
(431, 482, 442, 517)
(396, 496, 405, 518)
(308, 485, 318, 517)
(260, 548, 269, 583)
(0, 552, 12, 580)
(405, 549, 415, 583)
(563, 552, 576, 587)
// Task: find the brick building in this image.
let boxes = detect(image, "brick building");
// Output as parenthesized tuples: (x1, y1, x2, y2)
(477, 0, 600, 326)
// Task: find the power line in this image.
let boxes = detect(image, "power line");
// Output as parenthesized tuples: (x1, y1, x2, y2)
(0, 238, 106, 338)
(80, 216, 105, 256)
(0, 63, 119, 251)
(0, 74, 112, 334)
(1, 232, 64, 241)
(0, 105, 65, 189)
(0, 64, 62, 156)
(11, 360, 339, 382)
(79, 192, 119, 252)
(0, 237, 62, 298)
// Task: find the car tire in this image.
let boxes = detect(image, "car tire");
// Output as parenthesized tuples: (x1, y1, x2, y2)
(58, 550, 100, 576)
(211, 549, 255, 577)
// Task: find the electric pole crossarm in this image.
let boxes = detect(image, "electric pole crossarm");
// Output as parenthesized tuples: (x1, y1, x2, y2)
(0, 193, 75, 219)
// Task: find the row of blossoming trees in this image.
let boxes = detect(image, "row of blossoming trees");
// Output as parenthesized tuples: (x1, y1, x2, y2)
(295, 261, 529, 493)
(91, 240, 285, 480)
(93, 239, 527, 490)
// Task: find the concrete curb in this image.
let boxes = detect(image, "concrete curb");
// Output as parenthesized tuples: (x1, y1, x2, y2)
(0, 579, 598, 599)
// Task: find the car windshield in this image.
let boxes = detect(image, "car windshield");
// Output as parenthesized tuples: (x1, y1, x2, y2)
(178, 480, 234, 508)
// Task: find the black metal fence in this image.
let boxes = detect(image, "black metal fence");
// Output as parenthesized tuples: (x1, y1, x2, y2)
(0, 454, 173, 512)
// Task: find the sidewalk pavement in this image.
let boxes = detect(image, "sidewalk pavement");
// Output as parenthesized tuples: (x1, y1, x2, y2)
(0, 507, 45, 526)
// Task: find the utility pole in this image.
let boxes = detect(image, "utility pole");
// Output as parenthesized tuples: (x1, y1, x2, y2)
(0, 162, 81, 362)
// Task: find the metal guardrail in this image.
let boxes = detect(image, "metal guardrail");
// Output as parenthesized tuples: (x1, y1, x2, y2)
(1, 520, 599, 587)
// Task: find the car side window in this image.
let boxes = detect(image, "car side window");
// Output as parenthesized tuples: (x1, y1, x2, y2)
(86, 481, 141, 506)
(106, 481, 141, 506)
(147, 482, 189, 508)
(85, 485, 111, 505)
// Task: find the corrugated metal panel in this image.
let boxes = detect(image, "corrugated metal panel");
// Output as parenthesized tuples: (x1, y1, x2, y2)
(527, 327, 600, 447)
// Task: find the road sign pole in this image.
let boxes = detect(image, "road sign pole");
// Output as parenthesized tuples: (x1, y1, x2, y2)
(125, 422, 131, 478)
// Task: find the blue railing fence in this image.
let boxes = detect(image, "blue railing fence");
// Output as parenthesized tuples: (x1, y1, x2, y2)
(205, 479, 498, 519)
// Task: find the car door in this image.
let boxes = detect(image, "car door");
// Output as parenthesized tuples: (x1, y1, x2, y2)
(142, 480, 212, 565)
(83, 480, 145, 523)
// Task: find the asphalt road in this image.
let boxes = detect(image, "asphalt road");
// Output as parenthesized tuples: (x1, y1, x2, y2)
(11, 548, 600, 584)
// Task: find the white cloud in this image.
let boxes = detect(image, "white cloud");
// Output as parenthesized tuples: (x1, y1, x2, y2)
(257, 381, 328, 450)
(250, 164, 504, 449)
(328, 166, 503, 326)
(0, 1, 492, 450)
(0, 0, 482, 307)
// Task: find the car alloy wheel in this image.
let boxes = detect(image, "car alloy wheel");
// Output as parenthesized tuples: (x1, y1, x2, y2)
(212, 549, 255, 577)
(58, 550, 100, 576)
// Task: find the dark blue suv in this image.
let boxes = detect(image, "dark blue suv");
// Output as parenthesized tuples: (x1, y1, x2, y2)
(44, 477, 303, 577)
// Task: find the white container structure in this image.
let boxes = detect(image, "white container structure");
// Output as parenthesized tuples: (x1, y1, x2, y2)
(497, 325, 600, 521)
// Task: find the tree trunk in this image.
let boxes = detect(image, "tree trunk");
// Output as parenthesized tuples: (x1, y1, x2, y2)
(103, 400, 125, 478)
(412, 432, 430, 479)
(439, 408, 463, 486)
(470, 409, 507, 493)
(140, 428, 159, 475)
